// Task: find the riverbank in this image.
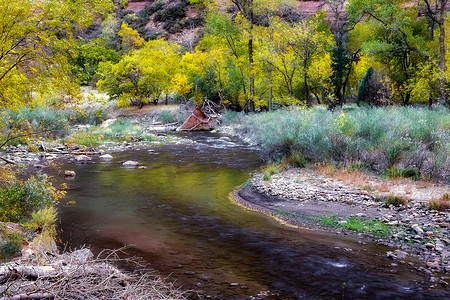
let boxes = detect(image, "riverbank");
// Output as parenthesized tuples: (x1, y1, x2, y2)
(230, 167, 449, 289)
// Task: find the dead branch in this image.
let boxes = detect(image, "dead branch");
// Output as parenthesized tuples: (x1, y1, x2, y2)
(0, 248, 185, 300)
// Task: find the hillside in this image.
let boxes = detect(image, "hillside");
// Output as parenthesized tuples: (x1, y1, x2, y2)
(113, 0, 336, 48)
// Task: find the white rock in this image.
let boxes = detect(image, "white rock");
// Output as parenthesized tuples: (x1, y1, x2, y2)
(411, 224, 424, 234)
(100, 154, 113, 160)
(75, 155, 92, 162)
(100, 118, 117, 128)
(123, 160, 139, 167)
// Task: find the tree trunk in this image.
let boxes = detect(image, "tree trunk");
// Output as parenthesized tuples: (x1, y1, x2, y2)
(304, 62, 310, 107)
(248, 21, 255, 112)
(438, 0, 447, 106)
(268, 68, 273, 111)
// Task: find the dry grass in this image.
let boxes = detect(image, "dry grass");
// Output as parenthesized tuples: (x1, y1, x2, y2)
(428, 194, 450, 211)
(334, 168, 373, 188)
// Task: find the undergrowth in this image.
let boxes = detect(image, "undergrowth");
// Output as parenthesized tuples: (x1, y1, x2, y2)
(226, 106, 450, 181)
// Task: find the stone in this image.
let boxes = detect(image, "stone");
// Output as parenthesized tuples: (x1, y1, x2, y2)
(100, 154, 113, 160)
(100, 118, 117, 128)
(75, 155, 92, 162)
(64, 170, 76, 177)
(411, 224, 424, 234)
(177, 107, 215, 131)
(395, 250, 408, 260)
(229, 283, 239, 287)
(123, 160, 139, 167)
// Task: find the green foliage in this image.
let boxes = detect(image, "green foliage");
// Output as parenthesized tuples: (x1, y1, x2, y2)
(262, 163, 279, 181)
(0, 232, 24, 261)
(383, 168, 418, 179)
(0, 0, 114, 107)
(314, 214, 394, 236)
(70, 40, 121, 85)
(154, 1, 189, 32)
(97, 39, 181, 107)
(385, 195, 407, 207)
(0, 167, 64, 223)
(357, 67, 374, 106)
(428, 194, 450, 211)
(64, 118, 156, 147)
(159, 110, 177, 123)
(229, 106, 450, 180)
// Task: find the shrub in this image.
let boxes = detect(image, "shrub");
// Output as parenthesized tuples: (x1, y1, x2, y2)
(159, 110, 177, 123)
(0, 232, 24, 261)
(28, 207, 58, 236)
(385, 195, 407, 207)
(227, 106, 450, 181)
(384, 167, 419, 179)
(428, 194, 450, 211)
(0, 167, 64, 223)
(262, 163, 279, 181)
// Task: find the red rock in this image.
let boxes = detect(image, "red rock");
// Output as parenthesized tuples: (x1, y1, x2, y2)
(177, 107, 215, 131)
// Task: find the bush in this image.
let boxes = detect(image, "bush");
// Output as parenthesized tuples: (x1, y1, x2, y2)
(0, 167, 64, 223)
(159, 110, 177, 123)
(228, 106, 450, 181)
(0, 232, 24, 261)
(385, 195, 407, 207)
(428, 194, 450, 211)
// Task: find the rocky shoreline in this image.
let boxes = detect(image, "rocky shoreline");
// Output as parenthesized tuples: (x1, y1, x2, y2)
(231, 168, 450, 289)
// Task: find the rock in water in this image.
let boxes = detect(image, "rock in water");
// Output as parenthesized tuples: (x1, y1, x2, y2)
(75, 155, 92, 162)
(100, 154, 113, 160)
(64, 170, 76, 177)
(123, 160, 139, 167)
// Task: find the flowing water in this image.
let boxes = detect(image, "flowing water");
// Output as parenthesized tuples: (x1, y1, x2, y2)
(57, 132, 447, 299)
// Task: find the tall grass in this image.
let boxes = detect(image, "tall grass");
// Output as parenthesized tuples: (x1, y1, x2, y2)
(225, 106, 450, 181)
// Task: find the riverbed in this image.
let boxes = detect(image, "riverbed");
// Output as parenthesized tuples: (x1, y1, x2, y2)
(56, 132, 447, 299)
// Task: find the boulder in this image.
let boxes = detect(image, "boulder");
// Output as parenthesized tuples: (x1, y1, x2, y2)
(64, 170, 76, 177)
(177, 107, 215, 131)
(75, 155, 92, 162)
(100, 154, 113, 160)
(123, 160, 139, 167)
(100, 118, 117, 128)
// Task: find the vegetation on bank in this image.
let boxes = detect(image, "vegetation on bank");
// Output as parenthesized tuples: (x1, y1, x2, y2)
(225, 106, 450, 181)
(0, 166, 63, 261)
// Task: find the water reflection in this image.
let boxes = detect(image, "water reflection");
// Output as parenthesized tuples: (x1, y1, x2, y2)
(57, 133, 447, 299)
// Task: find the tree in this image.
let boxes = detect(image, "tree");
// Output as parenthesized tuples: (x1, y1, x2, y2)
(97, 39, 181, 107)
(227, 0, 295, 111)
(290, 14, 334, 106)
(0, 0, 114, 107)
(347, 0, 448, 107)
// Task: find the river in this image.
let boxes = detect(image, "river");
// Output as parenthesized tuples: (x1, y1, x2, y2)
(57, 132, 446, 299)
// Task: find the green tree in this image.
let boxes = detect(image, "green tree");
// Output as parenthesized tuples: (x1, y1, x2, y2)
(97, 39, 181, 107)
(0, 0, 114, 107)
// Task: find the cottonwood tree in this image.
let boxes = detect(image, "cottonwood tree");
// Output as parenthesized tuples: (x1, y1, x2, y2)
(0, 0, 114, 107)
(347, 0, 449, 107)
(97, 39, 181, 107)
(226, 0, 296, 111)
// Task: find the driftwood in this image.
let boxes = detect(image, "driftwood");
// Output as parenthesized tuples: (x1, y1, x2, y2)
(0, 156, 15, 164)
(0, 248, 185, 300)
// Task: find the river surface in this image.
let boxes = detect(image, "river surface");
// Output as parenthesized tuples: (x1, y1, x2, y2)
(57, 132, 447, 299)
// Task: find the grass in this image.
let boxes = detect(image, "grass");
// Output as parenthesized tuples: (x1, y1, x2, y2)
(262, 163, 279, 181)
(313, 214, 395, 236)
(64, 119, 155, 147)
(385, 195, 408, 207)
(226, 106, 450, 181)
(428, 193, 450, 211)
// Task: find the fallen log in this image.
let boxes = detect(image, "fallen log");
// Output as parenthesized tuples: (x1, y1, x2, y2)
(0, 292, 55, 300)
